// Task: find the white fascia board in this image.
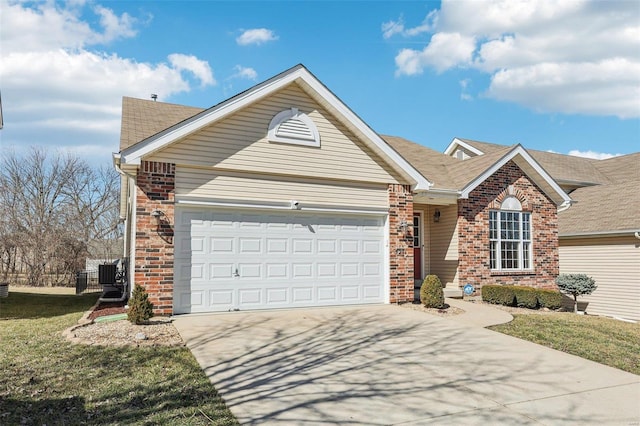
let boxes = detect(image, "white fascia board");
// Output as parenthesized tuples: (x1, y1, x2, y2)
(460, 145, 572, 206)
(299, 73, 432, 191)
(560, 229, 640, 239)
(120, 65, 308, 165)
(175, 196, 389, 215)
(444, 137, 485, 156)
(413, 188, 460, 206)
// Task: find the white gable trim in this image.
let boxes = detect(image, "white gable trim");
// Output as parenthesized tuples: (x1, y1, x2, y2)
(444, 137, 485, 157)
(119, 65, 431, 190)
(460, 145, 572, 206)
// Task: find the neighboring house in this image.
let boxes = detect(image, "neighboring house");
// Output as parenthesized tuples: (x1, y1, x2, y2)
(445, 138, 640, 321)
(114, 64, 572, 315)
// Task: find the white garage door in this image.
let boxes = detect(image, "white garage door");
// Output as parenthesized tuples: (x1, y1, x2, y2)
(174, 207, 387, 314)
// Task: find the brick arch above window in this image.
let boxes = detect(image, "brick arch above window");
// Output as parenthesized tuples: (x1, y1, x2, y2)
(489, 185, 530, 211)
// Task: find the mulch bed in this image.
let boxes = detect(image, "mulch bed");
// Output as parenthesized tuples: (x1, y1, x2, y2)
(87, 301, 127, 320)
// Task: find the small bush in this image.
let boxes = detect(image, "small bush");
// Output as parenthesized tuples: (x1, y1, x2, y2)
(556, 273, 597, 313)
(420, 275, 445, 308)
(482, 285, 516, 306)
(537, 289, 563, 310)
(127, 284, 154, 324)
(513, 286, 538, 309)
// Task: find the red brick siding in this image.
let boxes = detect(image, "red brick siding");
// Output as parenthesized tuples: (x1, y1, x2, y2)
(389, 184, 414, 303)
(458, 161, 559, 290)
(135, 161, 175, 315)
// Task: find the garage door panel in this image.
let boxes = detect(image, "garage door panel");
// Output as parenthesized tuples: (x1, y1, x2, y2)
(211, 238, 233, 253)
(266, 264, 288, 278)
(292, 239, 313, 254)
(364, 285, 382, 299)
(267, 288, 288, 303)
(210, 264, 234, 279)
(174, 207, 386, 313)
(293, 263, 313, 278)
(318, 286, 338, 301)
(267, 239, 288, 253)
(341, 286, 360, 300)
(292, 287, 313, 303)
(209, 289, 233, 306)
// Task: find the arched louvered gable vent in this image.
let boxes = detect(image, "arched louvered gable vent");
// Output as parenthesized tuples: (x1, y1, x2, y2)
(268, 108, 320, 147)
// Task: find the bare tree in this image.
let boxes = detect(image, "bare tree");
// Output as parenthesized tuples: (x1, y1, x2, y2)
(0, 147, 121, 286)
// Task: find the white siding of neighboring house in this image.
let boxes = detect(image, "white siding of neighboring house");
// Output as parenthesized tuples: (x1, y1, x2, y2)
(559, 235, 640, 322)
(422, 204, 459, 288)
(175, 166, 389, 209)
(148, 83, 401, 185)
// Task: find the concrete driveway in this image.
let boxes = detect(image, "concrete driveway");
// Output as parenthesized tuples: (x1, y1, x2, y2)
(174, 305, 640, 425)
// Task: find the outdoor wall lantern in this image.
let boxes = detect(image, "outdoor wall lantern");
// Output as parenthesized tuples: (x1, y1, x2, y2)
(398, 220, 409, 232)
(433, 209, 441, 223)
(150, 209, 164, 225)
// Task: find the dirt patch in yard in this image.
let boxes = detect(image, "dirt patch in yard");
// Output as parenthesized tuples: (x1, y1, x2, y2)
(87, 301, 127, 320)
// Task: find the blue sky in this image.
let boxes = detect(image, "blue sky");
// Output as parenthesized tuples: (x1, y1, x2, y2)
(1, 0, 639, 166)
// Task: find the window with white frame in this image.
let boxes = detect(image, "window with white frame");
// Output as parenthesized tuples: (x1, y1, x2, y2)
(489, 197, 532, 270)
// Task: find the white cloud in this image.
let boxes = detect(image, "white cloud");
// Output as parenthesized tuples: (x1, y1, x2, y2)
(382, 11, 438, 39)
(232, 65, 258, 80)
(395, 32, 476, 75)
(236, 28, 278, 46)
(459, 79, 472, 101)
(93, 5, 138, 43)
(487, 59, 640, 118)
(1, 0, 139, 53)
(387, 0, 640, 118)
(382, 17, 406, 39)
(168, 54, 216, 87)
(0, 1, 215, 165)
(568, 150, 622, 160)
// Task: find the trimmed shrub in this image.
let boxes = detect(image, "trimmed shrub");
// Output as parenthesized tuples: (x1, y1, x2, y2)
(513, 286, 538, 309)
(537, 289, 563, 310)
(556, 273, 597, 313)
(420, 275, 445, 308)
(482, 285, 516, 306)
(127, 284, 154, 324)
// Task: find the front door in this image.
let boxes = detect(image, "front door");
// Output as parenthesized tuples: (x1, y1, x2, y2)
(413, 213, 422, 280)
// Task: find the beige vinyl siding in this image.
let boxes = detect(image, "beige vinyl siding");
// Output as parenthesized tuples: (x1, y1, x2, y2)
(559, 236, 640, 321)
(424, 204, 459, 287)
(176, 166, 389, 209)
(149, 83, 401, 184)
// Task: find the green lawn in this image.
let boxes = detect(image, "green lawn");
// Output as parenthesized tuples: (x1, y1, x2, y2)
(490, 313, 640, 375)
(0, 291, 238, 425)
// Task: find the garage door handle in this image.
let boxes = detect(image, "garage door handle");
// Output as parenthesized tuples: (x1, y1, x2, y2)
(233, 268, 240, 277)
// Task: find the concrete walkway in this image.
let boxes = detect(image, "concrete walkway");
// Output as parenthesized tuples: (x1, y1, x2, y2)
(174, 305, 640, 425)
(445, 297, 514, 327)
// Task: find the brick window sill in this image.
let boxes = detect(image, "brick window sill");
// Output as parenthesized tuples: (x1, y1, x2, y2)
(490, 270, 536, 276)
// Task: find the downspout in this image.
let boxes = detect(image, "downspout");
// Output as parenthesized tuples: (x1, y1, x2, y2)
(113, 153, 137, 295)
(634, 231, 640, 240)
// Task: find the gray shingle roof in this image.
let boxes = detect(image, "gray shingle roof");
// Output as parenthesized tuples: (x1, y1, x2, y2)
(458, 138, 640, 234)
(382, 135, 460, 190)
(559, 182, 640, 235)
(593, 152, 640, 184)
(119, 97, 204, 150)
(456, 138, 610, 185)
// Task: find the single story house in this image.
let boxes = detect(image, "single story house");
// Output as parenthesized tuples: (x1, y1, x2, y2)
(115, 64, 576, 315)
(445, 138, 640, 321)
